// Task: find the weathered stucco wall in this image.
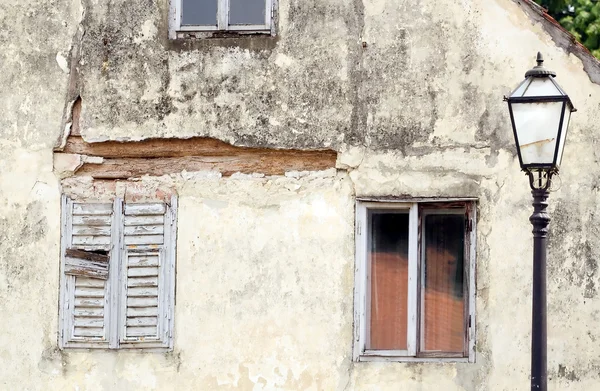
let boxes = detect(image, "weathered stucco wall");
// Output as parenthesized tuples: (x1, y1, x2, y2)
(3, 0, 600, 389)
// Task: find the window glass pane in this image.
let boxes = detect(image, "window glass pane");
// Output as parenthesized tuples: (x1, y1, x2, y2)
(230, 0, 266, 25)
(422, 213, 465, 353)
(181, 0, 217, 26)
(367, 211, 409, 350)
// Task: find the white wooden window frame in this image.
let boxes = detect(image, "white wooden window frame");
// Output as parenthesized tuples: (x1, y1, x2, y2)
(58, 196, 177, 350)
(353, 198, 477, 363)
(170, 0, 275, 37)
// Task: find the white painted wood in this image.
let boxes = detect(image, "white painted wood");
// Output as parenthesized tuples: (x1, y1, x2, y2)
(108, 198, 122, 349)
(264, 0, 272, 29)
(119, 249, 163, 345)
(218, 0, 229, 30)
(75, 278, 105, 288)
(61, 197, 176, 350)
(124, 235, 164, 246)
(74, 287, 105, 297)
(124, 215, 164, 226)
(61, 198, 112, 349)
(65, 257, 109, 280)
(352, 202, 366, 361)
(72, 225, 112, 236)
(71, 235, 112, 246)
(127, 307, 159, 317)
(124, 203, 166, 216)
(165, 196, 177, 348)
(468, 203, 477, 363)
(356, 197, 478, 203)
(127, 276, 159, 287)
(127, 266, 160, 277)
(72, 203, 113, 215)
(58, 195, 70, 349)
(169, 0, 179, 38)
(127, 254, 160, 267)
(72, 215, 112, 226)
(74, 307, 104, 317)
(407, 203, 419, 356)
(177, 24, 219, 32)
(124, 225, 164, 236)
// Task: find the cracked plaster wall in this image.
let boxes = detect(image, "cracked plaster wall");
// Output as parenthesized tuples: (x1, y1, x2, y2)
(3, 0, 600, 389)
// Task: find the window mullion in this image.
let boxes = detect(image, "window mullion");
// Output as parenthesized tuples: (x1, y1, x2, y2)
(407, 204, 419, 356)
(218, 0, 229, 30)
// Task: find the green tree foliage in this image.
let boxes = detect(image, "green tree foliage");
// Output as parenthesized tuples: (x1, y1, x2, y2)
(535, 0, 600, 59)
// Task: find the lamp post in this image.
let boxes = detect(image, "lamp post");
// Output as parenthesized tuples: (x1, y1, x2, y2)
(505, 53, 576, 391)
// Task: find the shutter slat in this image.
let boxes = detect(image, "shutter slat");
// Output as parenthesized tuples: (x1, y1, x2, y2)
(73, 203, 112, 215)
(74, 318, 105, 327)
(124, 235, 163, 245)
(72, 235, 112, 246)
(124, 225, 164, 235)
(127, 277, 158, 287)
(124, 215, 164, 226)
(74, 327, 106, 337)
(126, 326, 159, 337)
(126, 317, 158, 327)
(127, 287, 159, 297)
(74, 297, 104, 307)
(74, 308, 104, 317)
(75, 287, 105, 298)
(128, 255, 160, 267)
(124, 204, 165, 215)
(127, 297, 159, 307)
(127, 307, 158, 317)
(72, 215, 112, 226)
(72, 225, 112, 236)
(75, 278, 106, 288)
(128, 267, 159, 277)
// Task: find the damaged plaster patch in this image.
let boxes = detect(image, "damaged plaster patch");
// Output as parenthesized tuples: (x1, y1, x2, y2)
(134, 20, 158, 44)
(56, 52, 70, 74)
(53, 153, 103, 179)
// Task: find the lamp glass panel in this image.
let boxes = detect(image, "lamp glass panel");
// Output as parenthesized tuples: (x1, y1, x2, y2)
(181, 0, 217, 25)
(511, 101, 563, 165)
(522, 77, 563, 97)
(509, 78, 532, 98)
(556, 106, 571, 167)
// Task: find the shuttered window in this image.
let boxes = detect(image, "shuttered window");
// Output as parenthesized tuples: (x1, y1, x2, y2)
(59, 196, 177, 350)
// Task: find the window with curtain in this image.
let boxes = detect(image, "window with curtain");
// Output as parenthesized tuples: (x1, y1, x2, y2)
(354, 200, 476, 362)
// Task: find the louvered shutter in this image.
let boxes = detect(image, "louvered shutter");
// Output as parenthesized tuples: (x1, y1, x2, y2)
(60, 198, 116, 348)
(118, 202, 175, 348)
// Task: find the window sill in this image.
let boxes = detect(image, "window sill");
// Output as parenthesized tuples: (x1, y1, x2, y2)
(356, 355, 471, 363)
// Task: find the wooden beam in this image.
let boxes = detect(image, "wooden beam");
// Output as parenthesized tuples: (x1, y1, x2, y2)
(76, 154, 336, 178)
(59, 136, 338, 178)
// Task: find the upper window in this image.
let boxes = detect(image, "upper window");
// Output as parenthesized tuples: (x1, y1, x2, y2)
(353, 200, 476, 362)
(172, 0, 274, 36)
(59, 196, 177, 350)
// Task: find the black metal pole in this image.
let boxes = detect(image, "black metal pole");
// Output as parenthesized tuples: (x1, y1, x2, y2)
(530, 187, 550, 391)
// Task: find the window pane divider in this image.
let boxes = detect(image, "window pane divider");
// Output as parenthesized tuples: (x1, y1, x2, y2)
(218, 0, 229, 30)
(407, 204, 418, 356)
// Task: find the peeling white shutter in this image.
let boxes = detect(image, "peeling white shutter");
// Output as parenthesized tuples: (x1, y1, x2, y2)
(118, 201, 175, 348)
(60, 198, 115, 348)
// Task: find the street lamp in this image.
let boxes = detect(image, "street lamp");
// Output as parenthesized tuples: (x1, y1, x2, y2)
(505, 52, 576, 391)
